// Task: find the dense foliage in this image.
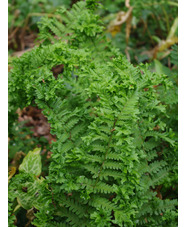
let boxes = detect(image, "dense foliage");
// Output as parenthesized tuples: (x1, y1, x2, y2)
(8, 0, 178, 226)
(9, 0, 178, 64)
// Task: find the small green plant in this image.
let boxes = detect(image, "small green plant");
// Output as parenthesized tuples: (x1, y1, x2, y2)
(9, 1, 178, 226)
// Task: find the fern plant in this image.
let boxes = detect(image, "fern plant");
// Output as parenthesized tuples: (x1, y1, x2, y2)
(8, 1, 178, 226)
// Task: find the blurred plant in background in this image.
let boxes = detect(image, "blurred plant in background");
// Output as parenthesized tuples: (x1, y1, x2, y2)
(101, 0, 178, 64)
(8, 0, 75, 50)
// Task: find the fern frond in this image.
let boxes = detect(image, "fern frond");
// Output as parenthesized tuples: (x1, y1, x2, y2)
(93, 181, 115, 194)
(150, 169, 169, 188)
(89, 195, 117, 210)
(99, 169, 124, 180)
(106, 152, 122, 161)
(103, 161, 123, 170)
(58, 141, 74, 153)
(59, 196, 88, 218)
(148, 160, 167, 174)
(85, 154, 104, 163)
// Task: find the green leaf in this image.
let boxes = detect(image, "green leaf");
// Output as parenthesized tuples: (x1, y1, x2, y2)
(153, 59, 172, 76)
(19, 148, 42, 176)
(17, 177, 46, 210)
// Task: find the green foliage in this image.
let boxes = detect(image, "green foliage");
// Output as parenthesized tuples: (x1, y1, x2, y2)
(19, 148, 42, 176)
(8, 148, 52, 226)
(152, 45, 178, 200)
(171, 44, 178, 66)
(8, 121, 36, 160)
(8, 0, 73, 29)
(9, 1, 178, 226)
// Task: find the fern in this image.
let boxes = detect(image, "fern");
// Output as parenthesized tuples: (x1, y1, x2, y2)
(9, 1, 177, 226)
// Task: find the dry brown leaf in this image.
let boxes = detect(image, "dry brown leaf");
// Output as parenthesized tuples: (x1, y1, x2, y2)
(25, 208, 35, 227)
(126, 10, 132, 44)
(125, 0, 130, 8)
(8, 166, 16, 182)
(158, 37, 178, 52)
(11, 151, 26, 168)
(140, 36, 178, 60)
(108, 7, 133, 37)
(12, 48, 32, 57)
(125, 47, 131, 62)
(17, 106, 56, 143)
(140, 17, 178, 60)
